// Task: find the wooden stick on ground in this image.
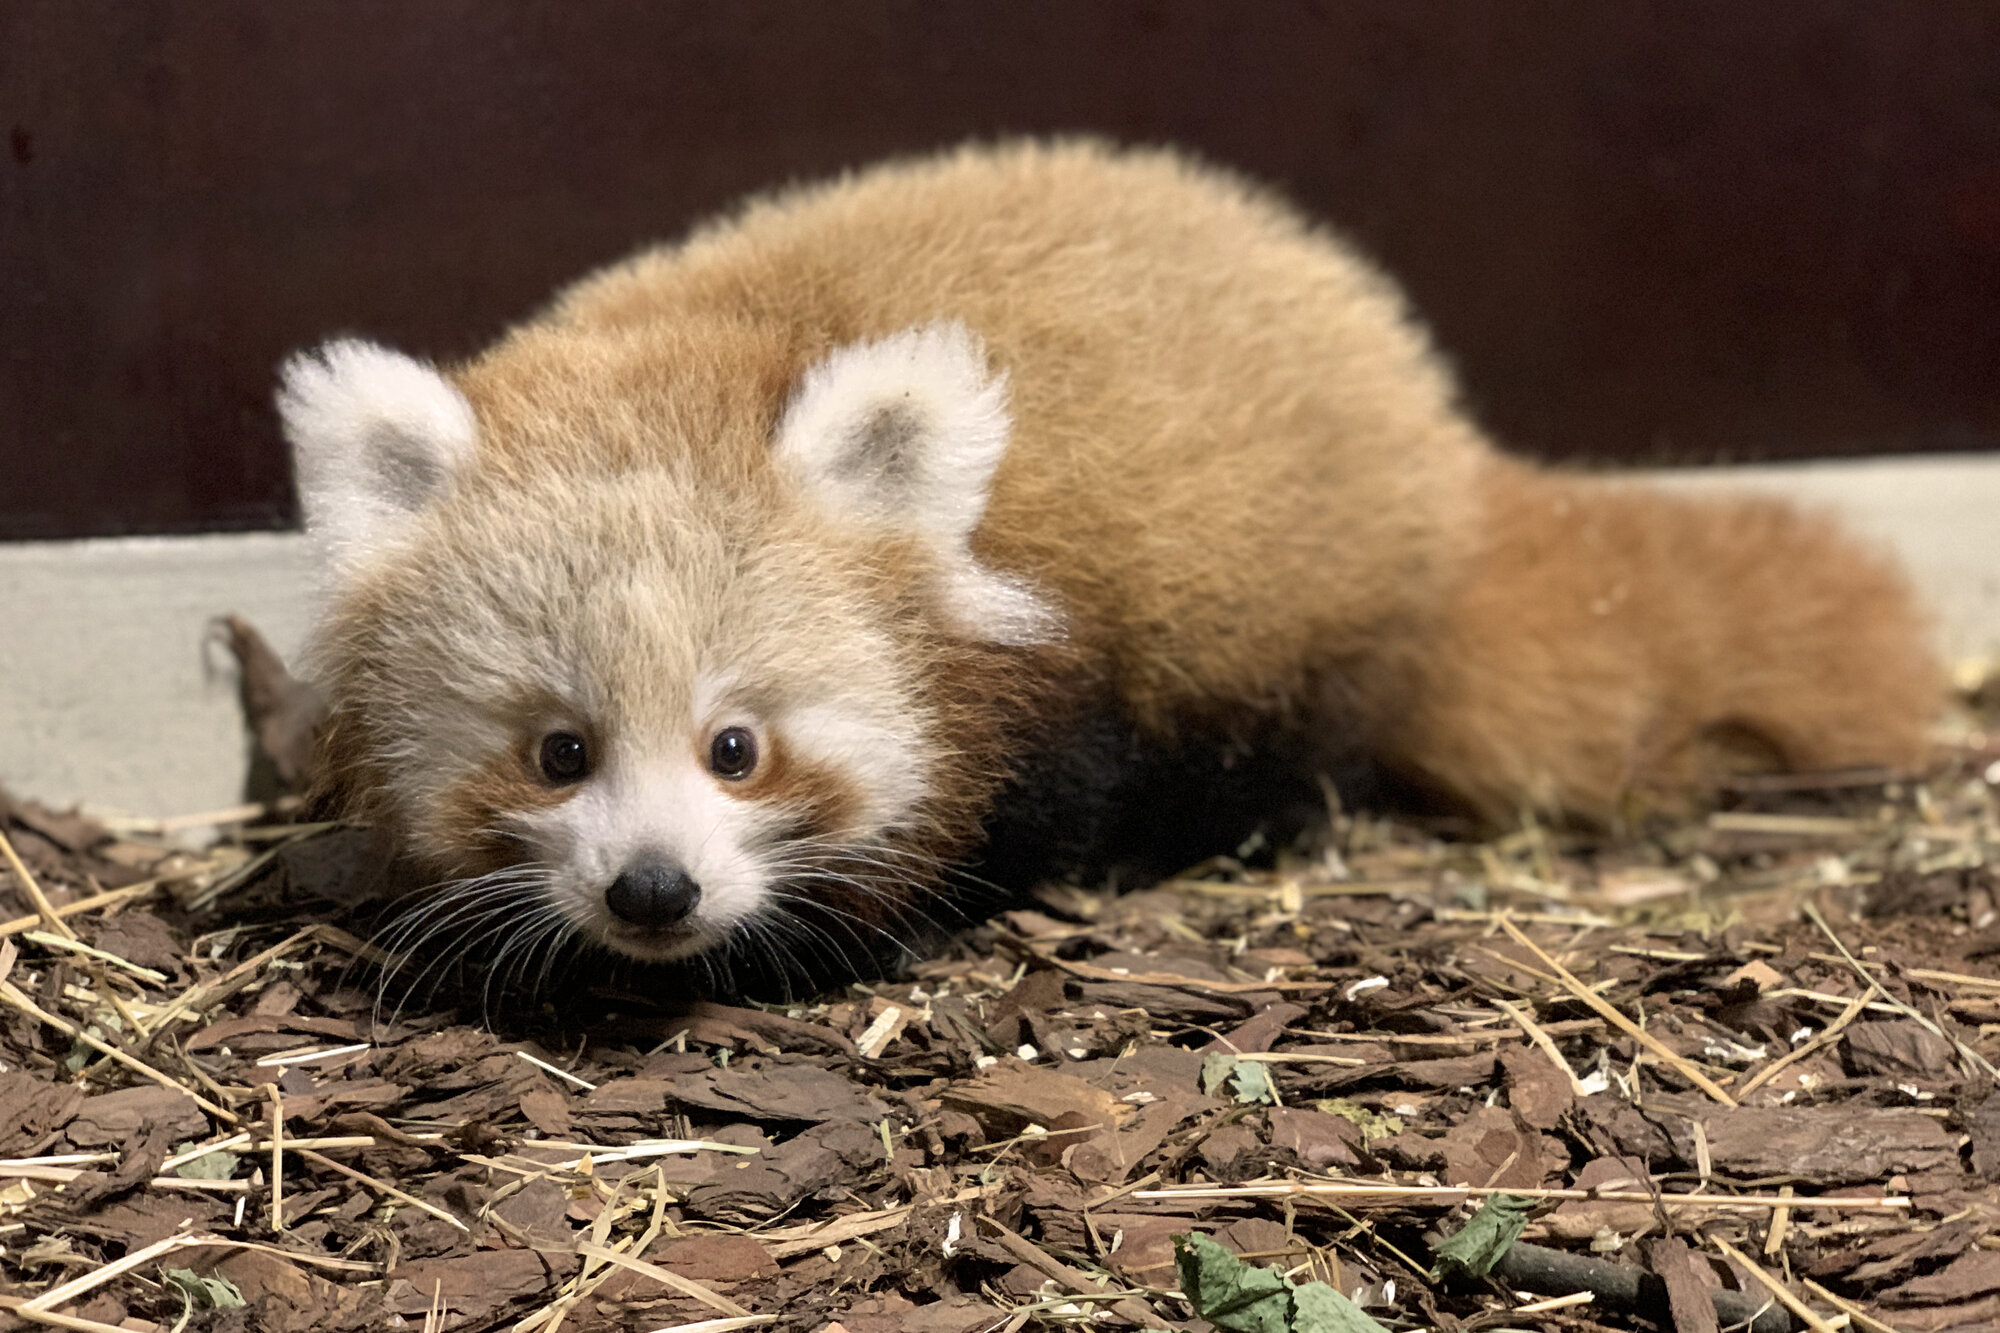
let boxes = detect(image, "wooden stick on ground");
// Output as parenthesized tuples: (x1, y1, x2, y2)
(0, 980, 237, 1122)
(296, 1147, 468, 1233)
(1741, 986, 1878, 1097)
(0, 829, 78, 941)
(1804, 903, 2000, 1086)
(1134, 1181, 1908, 1211)
(268, 1085, 285, 1232)
(0, 1296, 142, 1333)
(1709, 1234, 1839, 1333)
(976, 1215, 1161, 1328)
(0, 881, 161, 940)
(1496, 915, 1738, 1105)
(1801, 1277, 1911, 1333)
(1494, 997, 1591, 1096)
(1764, 1185, 1795, 1258)
(21, 1231, 207, 1312)
(571, 1241, 757, 1319)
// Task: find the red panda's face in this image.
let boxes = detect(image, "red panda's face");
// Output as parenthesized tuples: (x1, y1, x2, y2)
(279, 326, 1054, 967)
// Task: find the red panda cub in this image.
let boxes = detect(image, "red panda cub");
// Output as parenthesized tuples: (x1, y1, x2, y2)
(280, 141, 1939, 972)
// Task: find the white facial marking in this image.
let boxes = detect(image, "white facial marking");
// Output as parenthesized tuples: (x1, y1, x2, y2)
(690, 669, 743, 729)
(776, 321, 1059, 646)
(523, 754, 771, 961)
(278, 338, 478, 575)
(783, 702, 929, 831)
(937, 563, 1061, 649)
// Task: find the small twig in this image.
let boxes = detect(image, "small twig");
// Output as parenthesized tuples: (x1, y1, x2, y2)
(976, 1215, 1161, 1327)
(1801, 1277, 1911, 1333)
(1494, 997, 1591, 1096)
(1021, 943, 1333, 994)
(1707, 812, 1868, 836)
(0, 1159, 249, 1191)
(0, 1295, 138, 1333)
(1764, 1184, 1795, 1258)
(0, 980, 236, 1122)
(0, 881, 161, 939)
(253, 1042, 372, 1068)
(1283, 1019, 1606, 1048)
(1135, 1181, 1908, 1211)
(21, 930, 168, 983)
(1710, 1233, 1839, 1333)
(516, 1049, 597, 1090)
(296, 1147, 468, 1232)
(1496, 916, 1738, 1105)
(22, 1229, 204, 1312)
(571, 1241, 755, 1318)
(1466, 943, 1564, 989)
(1765, 986, 1908, 1017)
(158, 1132, 252, 1173)
(0, 828, 78, 940)
(1803, 903, 2000, 1086)
(542, 1138, 757, 1173)
(1436, 907, 1618, 928)
(0, 1153, 118, 1168)
(141, 925, 319, 1038)
(754, 1188, 982, 1260)
(1804, 954, 2000, 994)
(1477, 1235, 1789, 1333)
(268, 1084, 284, 1233)
(1740, 986, 1878, 1097)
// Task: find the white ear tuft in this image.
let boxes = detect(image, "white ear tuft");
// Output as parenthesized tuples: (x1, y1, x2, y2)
(277, 339, 478, 573)
(776, 322, 1057, 645)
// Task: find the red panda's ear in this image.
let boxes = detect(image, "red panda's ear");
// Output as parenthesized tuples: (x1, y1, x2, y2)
(775, 322, 1058, 646)
(277, 339, 478, 577)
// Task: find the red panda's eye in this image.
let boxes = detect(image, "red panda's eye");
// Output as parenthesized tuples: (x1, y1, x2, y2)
(538, 732, 590, 784)
(709, 727, 758, 780)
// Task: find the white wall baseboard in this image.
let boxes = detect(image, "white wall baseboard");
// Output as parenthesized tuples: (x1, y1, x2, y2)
(2, 455, 1995, 817)
(1647, 454, 2000, 668)
(0, 532, 319, 820)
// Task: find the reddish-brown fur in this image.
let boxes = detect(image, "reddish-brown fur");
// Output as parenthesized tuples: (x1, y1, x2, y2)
(292, 141, 1942, 960)
(1390, 458, 1940, 824)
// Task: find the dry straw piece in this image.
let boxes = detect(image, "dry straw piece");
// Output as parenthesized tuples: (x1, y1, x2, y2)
(3, 725, 2000, 1327)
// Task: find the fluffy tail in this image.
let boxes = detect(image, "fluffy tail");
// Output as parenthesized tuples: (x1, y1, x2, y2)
(1384, 459, 1942, 825)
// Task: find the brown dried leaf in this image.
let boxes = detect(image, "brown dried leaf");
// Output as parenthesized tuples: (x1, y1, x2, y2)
(1843, 1019, 1960, 1080)
(664, 1054, 891, 1123)
(64, 1084, 210, 1148)
(1881, 1248, 2000, 1307)
(386, 1248, 580, 1320)
(217, 613, 325, 792)
(942, 1060, 1131, 1140)
(0, 1070, 84, 1156)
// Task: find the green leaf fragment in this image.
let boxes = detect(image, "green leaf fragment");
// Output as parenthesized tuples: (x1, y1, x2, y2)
(161, 1268, 246, 1310)
(1228, 1059, 1277, 1105)
(1310, 1098, 1401, 1140)
(1200, 1051, 1278, 1105)
(1431, 1193, 1533, 1280)
(1288, 1280, 1388, 1333)
(170, 1141, 241, 1180)
(1173, 1232, 1390, 1333)
(1175, 1232, 1295, 1333)
(63, 1017, 122, 1073)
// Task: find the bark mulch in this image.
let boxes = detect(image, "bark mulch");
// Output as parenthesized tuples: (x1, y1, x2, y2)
(5, 742, 2000, 1331)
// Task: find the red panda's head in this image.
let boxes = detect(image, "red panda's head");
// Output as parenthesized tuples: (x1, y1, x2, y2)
(278, 323, 1054, 965)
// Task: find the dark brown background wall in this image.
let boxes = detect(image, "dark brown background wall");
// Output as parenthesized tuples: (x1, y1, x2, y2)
(5, 1, 2000, 541)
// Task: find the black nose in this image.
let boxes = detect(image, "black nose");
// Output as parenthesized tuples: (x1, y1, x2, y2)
(605, 863, 702, 927)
